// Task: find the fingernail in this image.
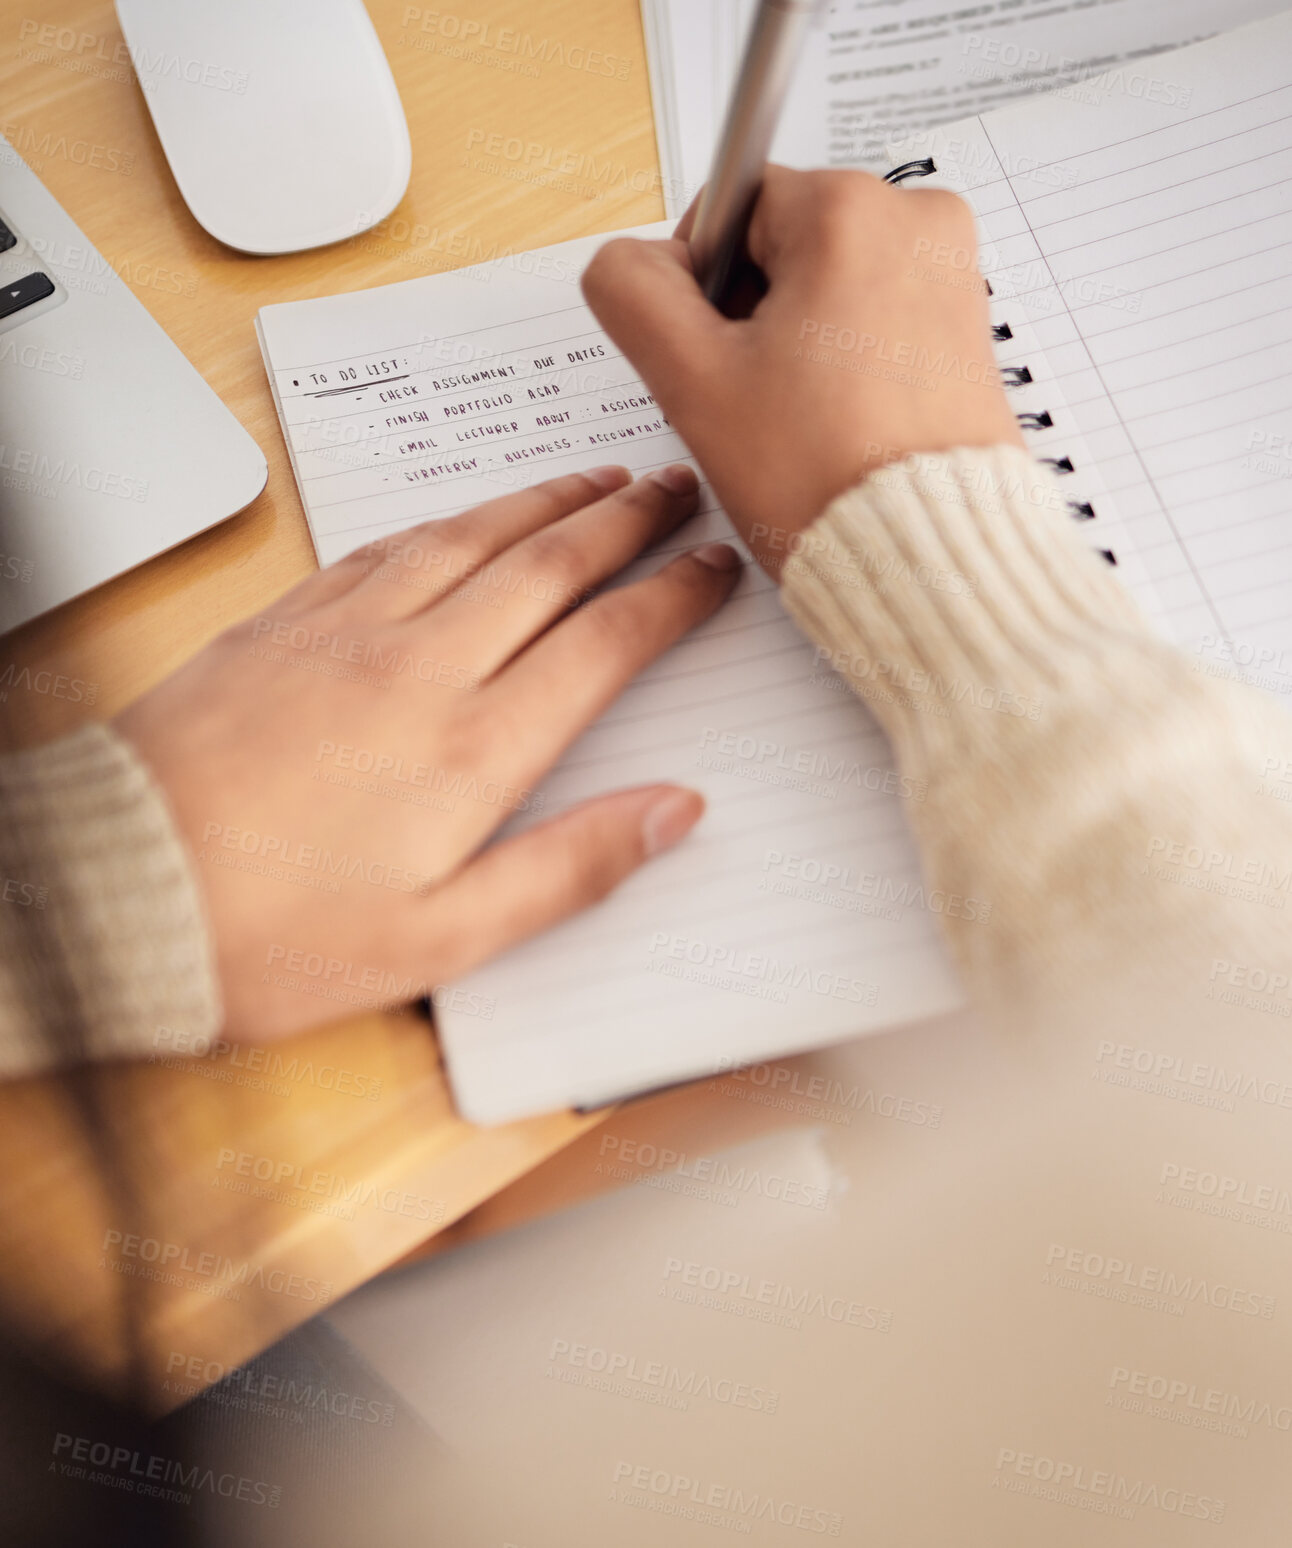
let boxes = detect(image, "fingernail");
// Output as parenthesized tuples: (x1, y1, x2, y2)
(691, 542, 741, 571)
(650, 463, 699, 496)
(585, 464, 630, 491)
(642, 789, 704, 857)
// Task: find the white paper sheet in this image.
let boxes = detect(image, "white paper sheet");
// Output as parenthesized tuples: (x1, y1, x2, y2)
(643, 0, 1292, 216)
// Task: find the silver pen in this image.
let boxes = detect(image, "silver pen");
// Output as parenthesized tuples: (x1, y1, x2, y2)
(688, 0, 825, 302)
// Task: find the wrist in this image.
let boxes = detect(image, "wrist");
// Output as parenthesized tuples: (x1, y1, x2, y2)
(778, 445, 1150, 770)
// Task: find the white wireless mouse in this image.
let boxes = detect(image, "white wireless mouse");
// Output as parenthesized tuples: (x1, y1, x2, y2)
(115, 0, 411, 255)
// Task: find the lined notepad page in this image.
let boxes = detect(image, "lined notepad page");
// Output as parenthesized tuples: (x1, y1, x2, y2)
(257, 233, 962, 1122)
(901, 10, 1292, 681)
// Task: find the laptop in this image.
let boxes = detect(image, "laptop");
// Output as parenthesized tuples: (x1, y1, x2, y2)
(0, 132, 267, 633)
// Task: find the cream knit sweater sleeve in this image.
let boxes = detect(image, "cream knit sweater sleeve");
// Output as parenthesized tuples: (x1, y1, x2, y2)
(0, 722, 220, 1078)
(780, 445, 1292, 1039)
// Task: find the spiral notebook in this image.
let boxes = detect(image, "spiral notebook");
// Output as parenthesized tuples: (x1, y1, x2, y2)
(887, 8, 1292, 671)
(257, 10, 1292, 1122)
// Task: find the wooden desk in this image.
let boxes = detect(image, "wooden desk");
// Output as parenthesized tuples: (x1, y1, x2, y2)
(0, 0, 670, 1408)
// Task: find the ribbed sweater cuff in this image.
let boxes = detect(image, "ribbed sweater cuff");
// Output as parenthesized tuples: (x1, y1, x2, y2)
(0, 723, 220, 1077)
(779, 445, 1151, 768)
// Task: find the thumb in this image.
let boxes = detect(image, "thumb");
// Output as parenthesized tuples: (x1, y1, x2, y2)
(418, 784, 705, 983)
(581, 236, 732, 400)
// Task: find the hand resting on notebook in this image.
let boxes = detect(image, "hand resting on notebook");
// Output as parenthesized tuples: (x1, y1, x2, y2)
(583, 165, 1022, 576)
(113, 468, 739, 1043)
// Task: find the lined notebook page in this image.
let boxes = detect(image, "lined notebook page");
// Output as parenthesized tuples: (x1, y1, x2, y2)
(901, 9, 1292, 690)
(256, 234, 962, 1122)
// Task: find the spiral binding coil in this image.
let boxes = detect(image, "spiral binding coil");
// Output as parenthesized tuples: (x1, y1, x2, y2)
(887, 153, 1114, 561)
(1003, 341, 1109, 547)
(884, 157, 937, 185)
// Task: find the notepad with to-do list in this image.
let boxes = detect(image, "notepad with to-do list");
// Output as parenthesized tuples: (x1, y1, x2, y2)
(256, 229, 966, 1122)
(258, 8, 1292, 1121)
